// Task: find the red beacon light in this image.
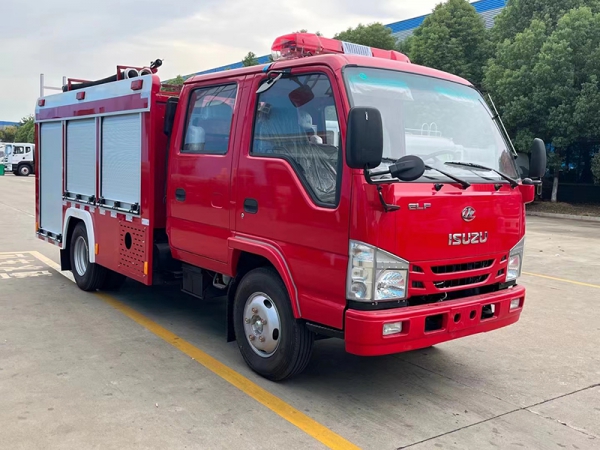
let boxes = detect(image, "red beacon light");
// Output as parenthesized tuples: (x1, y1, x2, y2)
(271, 33, 410, 63)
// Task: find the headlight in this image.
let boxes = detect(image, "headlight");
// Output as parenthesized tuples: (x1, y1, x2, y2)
(506, 237, 525, 282)
(347, 241, 409, 302)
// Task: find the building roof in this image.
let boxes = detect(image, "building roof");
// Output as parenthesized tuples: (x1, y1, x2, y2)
(0, 121, 19, 129)
(185, 0, 506, 78)
(387, 0, 506, 33)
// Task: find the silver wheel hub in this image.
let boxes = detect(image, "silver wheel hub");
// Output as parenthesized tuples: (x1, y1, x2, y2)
(73, 235, 89, 277)
(243, 293, 281, 358)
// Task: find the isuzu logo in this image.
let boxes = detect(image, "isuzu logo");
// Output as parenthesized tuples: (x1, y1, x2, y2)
(462, 206, 476, 222)
(448, 232, 489, 246)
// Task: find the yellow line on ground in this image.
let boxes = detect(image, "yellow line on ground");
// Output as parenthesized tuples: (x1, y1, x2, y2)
(96, 292, 360, 450)
(27, 250, 360, 450)
(522, 272, 600, 289)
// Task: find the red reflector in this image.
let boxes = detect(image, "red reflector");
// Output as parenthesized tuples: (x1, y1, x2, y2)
(131, 80, 143, 91)
(76, 91, 86, 100)
(38, 99, 46, 106)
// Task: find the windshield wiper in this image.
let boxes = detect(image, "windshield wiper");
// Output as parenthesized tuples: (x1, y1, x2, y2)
(378, 158, 471, 189)
(445, 161, 519, 188)
(424, 165, 471, 189)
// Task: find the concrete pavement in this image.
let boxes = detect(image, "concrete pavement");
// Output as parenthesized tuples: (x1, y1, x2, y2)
(1, 174, 598, 449)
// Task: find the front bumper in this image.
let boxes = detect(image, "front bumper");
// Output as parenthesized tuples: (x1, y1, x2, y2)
(345, 285, 525, 356)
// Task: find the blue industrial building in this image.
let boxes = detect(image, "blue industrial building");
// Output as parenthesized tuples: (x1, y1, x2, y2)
(0, 120, 18, 130)
(187, 0, 506, 78)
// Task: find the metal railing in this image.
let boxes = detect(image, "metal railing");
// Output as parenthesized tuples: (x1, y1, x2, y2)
(39, 74, 67, 97)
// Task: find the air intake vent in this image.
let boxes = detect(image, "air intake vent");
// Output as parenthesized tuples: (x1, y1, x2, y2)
(432, 260, 494, 274)
(434, 275, 489, 289)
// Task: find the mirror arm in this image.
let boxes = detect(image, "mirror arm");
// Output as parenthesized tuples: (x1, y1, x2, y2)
(522, 178, 543, 186)
(363, 167, 391, 185)
(362, 168, 400, 212)
(377, 185, 400, 213)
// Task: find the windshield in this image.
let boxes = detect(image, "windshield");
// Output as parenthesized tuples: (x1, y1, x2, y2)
(344, 67, 518, 181)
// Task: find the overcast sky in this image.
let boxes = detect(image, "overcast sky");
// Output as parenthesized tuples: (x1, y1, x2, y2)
(1, 0, 448, 122)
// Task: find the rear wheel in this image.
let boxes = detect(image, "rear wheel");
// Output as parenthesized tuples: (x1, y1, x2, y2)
(69, 222, 107, 291)
(18, 164, 31, 176)
(233, 267, 314, 381)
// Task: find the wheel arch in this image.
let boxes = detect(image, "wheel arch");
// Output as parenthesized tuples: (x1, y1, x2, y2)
(62, 208, 96, 266)
(225, 237, 301, 342)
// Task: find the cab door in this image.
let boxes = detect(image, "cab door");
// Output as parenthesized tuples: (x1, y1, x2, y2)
(168, 78, 244, 265)
(233, 68, 352, 329)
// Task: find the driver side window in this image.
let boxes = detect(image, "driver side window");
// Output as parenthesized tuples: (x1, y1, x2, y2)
(251, 73, 341, 206)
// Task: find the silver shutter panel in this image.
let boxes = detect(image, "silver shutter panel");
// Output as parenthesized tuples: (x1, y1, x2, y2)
(40, 122, 64, 235)
(67, 118, 96, 197)
(101, 114, 142, 207)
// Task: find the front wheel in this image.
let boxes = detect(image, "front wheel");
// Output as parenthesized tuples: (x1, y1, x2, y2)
(233, 267, 314, 381)
(18, 164, 31, 176)
(69, 222, 107, 291)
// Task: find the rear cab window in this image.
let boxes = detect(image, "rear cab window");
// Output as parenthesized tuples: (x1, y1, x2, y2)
(182, 84, 238, 155)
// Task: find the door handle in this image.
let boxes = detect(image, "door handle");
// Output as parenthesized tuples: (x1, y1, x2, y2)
(175, 188, 186, 202)
(244, 198, 258, 214)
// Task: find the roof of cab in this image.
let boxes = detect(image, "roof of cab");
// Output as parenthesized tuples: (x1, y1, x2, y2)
(184, 53, 473, 88)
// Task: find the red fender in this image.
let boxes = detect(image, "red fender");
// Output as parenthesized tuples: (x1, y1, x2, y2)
(228, 236, 301, 318)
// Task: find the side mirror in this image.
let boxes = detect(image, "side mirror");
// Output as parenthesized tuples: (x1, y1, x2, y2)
(346, 107, 383, 169)
(163, 97, 179, 137)
(389, 155, 426, 181)
(529, 138, 547, 179)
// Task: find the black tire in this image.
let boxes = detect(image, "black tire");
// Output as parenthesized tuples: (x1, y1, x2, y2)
(101, 270, 127, 291)
(233, 267, 314, 381)
(18, 164, 31, 176)
(69, 222, 107, 291)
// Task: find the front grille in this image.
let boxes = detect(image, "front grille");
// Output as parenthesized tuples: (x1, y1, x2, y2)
(412, 265, 424, 273)
(432, 259, 494, 274)
(434, 275, 489, 289)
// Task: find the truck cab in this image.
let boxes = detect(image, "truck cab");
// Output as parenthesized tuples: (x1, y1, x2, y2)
(3, 142, 35, 176)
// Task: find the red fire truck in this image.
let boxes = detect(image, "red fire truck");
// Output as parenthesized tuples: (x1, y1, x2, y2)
(35, 33, 546, 380)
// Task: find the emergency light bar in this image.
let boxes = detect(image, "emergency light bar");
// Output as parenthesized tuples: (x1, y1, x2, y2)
(271, 33, 410, 63)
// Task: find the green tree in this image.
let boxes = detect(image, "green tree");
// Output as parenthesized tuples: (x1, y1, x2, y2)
(407, 0, 490, 87)
(592, 152, 600, 184)
(171, 75, 185, 85)
(161, 74, 185, 92)
(485, 7, 600, 201)
(14, 115, 34, 143)
(395, 35, 414, 55)
(491, 0, 600, 44)
(0, 125, 17, 143)
(242, 52, 259, 67)
(296, 29, 322, 36)
(333, 23, 397, 50)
